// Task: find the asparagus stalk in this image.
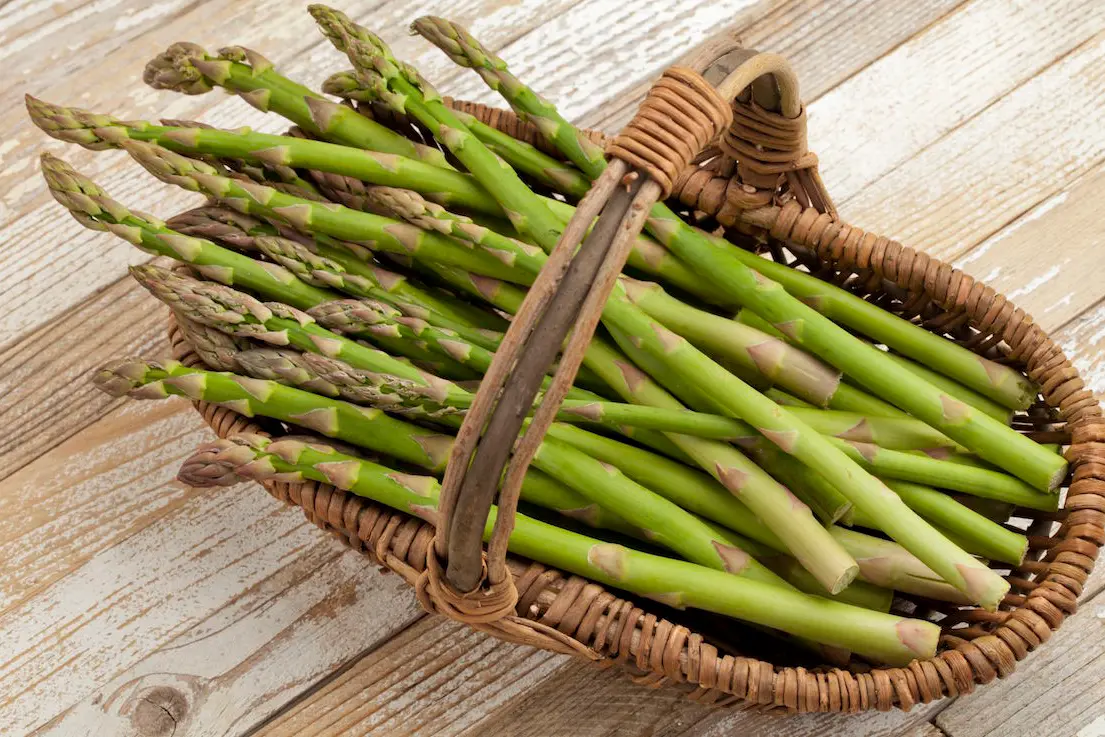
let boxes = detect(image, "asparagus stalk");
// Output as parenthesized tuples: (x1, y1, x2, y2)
(882, 480, 1027, 565)
(26, 96, 715, 303)
(159, 118, 325, 200)
(181, 432, 938, 664)
(174, 314, 249, 372)
(40, 153, 337, 310)
(96, 358, 454, 470)
(827, 439, 1059, 511)
(735, 308, 1014, 422)
(323, 69, 593, 199)
(165, 205, 509, 334)
(414, 16, 1035, 411)
(251, 236, 503, 348)
(413, 16, 1062, 492)
(142, 42, 452, 168)
(757, 556, 894, 612)
(352, 14, 1010, 606)
(827, 527, 972, 605)
(313, 9, 876, 594)
(100, 354, 780, 579)
(124, 141, 534, 283)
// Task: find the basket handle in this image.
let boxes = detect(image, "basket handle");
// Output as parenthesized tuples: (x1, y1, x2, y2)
(419, 47, 802, 619)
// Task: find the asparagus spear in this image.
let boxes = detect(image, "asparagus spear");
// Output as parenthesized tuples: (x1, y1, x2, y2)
(100, 356, 780, 579)
(756, 555, 894, 613)
(165, 205, 509, 334)
(735, 308, 1014, 422)
(159, 118, 325, 200)
(413, 16, 1061, 491)
(97, 358, 454, 470)
(322, 69, 593, 199)
(827, 439, 1059, 511)
(26, 96, 715, 303)
(143, 42, 452, 168)
(174, 313, 249, 372)
(179, 431, 939, 665)
(882, 480, 1027, 565)
(827, 527, 972, 605)
(39, 153, 337, 310)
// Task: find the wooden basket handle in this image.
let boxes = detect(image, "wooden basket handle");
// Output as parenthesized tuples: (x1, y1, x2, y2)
(421, 47, 807, 621)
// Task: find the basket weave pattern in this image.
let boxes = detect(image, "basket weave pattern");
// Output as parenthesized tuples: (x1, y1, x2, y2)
(167, 82, 1105, 712)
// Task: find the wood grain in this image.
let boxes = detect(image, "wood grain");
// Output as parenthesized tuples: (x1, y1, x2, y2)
(839, 26, 1105, 262)
(583, 0, 966, 132)
(2, 1, 1105, 735)
(254, 617, 567, 737)
(0, 399, 423, 736)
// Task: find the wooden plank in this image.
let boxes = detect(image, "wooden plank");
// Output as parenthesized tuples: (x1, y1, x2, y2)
(254, 617, 568, 737)
(934, 587, 1105, 737)
(444, 0, 777, 123)
(0, 400, 423, 735)
(953, 161, 1105, 331)
(812, 0, 1105, 203)
(838, 26, 1105, 262)
(0, 0, 581, 347)
(0, 275, 166, 479)
(583, 0, 966, 132)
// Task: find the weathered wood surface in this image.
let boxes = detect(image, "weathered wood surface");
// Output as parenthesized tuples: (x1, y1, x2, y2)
(1, 1, 1103, 735)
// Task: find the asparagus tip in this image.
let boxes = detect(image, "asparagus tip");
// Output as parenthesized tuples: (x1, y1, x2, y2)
(178, 438, 252, 487)
(144, 41, 214, 95)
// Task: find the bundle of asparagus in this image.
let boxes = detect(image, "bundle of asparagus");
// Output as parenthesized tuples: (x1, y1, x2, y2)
(30, 5, 1069, 668)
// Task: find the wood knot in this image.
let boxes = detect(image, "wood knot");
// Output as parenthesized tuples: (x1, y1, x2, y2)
(131, 686, 188, 736)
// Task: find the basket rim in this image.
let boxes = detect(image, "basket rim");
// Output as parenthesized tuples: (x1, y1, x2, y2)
(165, 100, 1105, 714)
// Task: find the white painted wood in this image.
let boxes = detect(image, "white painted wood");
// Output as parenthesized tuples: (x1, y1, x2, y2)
(583, 0, 966, 132)
(256, 618, 568, 737)
(953, 161, 1105, 331)
(838, 27, 1105, 261)
(0, 402, 422, 736)
(811, 0, 1105, 202)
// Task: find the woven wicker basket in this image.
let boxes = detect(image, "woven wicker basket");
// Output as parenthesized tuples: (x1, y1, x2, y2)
(167, 44, 1105, 713)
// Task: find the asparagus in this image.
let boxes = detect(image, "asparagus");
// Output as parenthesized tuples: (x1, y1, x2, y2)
(102, 353, 786, 579)
(757, 556, 894, 612)
(413, 16, 1063, 493)
(159, 118, 325, 200)
(782, 408, 960, 451)
(142, 42, 452, 168)
(174, 314, 249, 371)
(165, 205, 509, 334)
(121, 141, 533, 283)
(882, 480, 1027, 565)
(182, 432, 937, 664)
(827, 439, 1059, 511)
(96, 358, 454, 470)
(26, 96, 714, 302)
(827, 527, 972, 605)
(251, 236, 503, 349)
(312, 8, 878, 594)
(735, 308, 1014, 422)
(354, 13, 1016, 606)
(323, 69, 593, 199)
(40, 153, 336, 311)
(198, 433, 941, 662)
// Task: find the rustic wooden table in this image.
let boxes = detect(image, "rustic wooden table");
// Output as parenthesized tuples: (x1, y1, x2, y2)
(3, 0, 1104, 734)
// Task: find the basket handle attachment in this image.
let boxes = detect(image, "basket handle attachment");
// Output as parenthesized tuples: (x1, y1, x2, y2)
(672, 44, 834, 218)
(419, 48, 802, 622)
